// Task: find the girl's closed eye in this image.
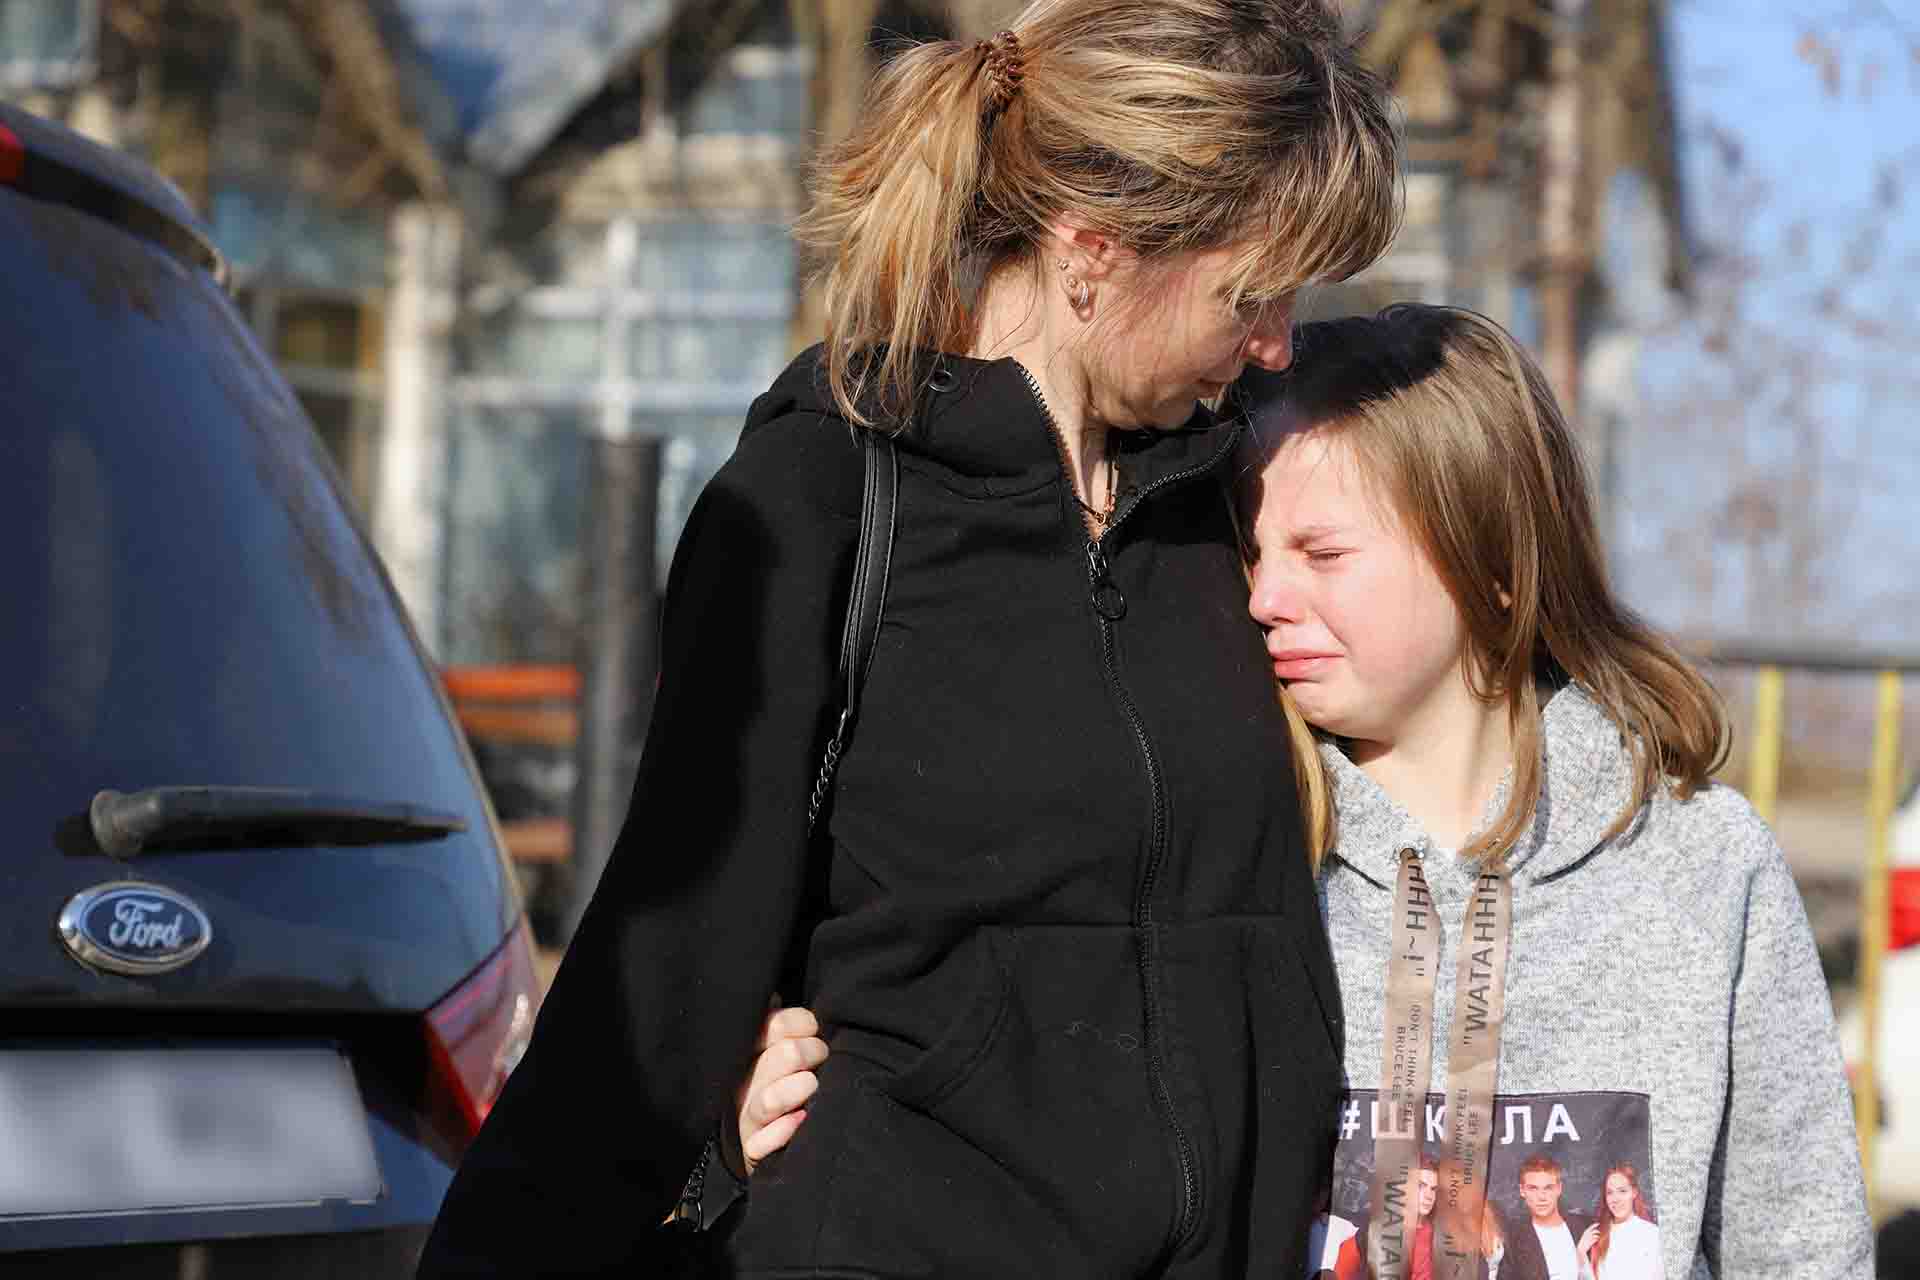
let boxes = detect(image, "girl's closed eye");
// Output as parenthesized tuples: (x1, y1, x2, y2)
(1304, 547, 1349, 566)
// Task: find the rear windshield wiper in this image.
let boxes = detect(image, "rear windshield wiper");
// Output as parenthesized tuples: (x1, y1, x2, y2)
(89, 787, 468, 858)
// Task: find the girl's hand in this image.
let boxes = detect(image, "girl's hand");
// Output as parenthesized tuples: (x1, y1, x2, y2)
(1577, 1223, 1600, 1259)
(734, 1003, 828, 1173)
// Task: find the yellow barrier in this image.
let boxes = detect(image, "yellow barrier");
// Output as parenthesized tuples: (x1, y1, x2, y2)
(1746, 667, 1785, 825)
(1728, 653, 1909, 1218)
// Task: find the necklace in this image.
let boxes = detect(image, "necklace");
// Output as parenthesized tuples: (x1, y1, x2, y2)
(1075, 433, 1118, 529)
(1010, 360, 1117, 536)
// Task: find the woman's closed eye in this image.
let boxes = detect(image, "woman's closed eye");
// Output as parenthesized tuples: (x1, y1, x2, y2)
(1222, 292, 1282, 329)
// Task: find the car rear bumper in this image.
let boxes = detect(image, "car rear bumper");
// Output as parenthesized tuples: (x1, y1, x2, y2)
(0, 1020, 458, 1256)
(4, 1225, 432, 1278)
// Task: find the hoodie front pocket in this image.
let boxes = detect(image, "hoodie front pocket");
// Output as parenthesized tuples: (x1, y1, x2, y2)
(878, 924, 1182, 1268)
(881, 926, 1018, 1111)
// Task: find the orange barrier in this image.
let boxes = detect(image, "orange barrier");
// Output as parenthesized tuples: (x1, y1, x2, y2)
(454, 706, 580, 750)
(442, 665, 581, 702)
(444, 665, 580, 865)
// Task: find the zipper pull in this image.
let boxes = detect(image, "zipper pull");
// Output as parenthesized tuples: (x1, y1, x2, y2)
(1086, 539, 1127, 621)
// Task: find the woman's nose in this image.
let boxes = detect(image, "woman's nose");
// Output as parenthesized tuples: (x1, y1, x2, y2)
(1242, 312, 1295, 373)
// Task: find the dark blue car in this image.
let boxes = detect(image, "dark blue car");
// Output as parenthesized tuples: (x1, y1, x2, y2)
(0, 102, 537, 1274)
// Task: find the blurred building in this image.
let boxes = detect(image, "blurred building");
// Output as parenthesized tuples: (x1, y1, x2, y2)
(2, 0, 451, 517)
(1, 0, 823, 666)
(2, 0, 1681, 671)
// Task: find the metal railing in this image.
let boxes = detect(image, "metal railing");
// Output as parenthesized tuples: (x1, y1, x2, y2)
(1696, 643, 1917, 1215)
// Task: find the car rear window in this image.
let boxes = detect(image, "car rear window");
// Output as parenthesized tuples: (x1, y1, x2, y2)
(0, 187, 491, 861)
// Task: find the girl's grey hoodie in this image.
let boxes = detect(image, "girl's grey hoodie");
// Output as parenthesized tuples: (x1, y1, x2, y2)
(1316, 685, 1872, 1278)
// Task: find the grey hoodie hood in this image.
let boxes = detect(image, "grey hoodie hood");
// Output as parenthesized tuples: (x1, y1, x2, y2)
(1314, 685, 1870, 1279)
(1320, 683, 1638, 891)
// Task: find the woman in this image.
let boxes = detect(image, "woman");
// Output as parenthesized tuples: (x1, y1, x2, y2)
(417, 0, 1398, 1274)
(1579, 1165, 1663, 1280)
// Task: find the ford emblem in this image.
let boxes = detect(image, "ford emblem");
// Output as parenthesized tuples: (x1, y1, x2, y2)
(57, 881, 212, 976)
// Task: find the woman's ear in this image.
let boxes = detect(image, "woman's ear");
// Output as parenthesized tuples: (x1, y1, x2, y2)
(1045, 217, 1123, 281)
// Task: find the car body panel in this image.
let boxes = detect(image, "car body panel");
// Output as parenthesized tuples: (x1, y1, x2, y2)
(0, 165, 516, 1014)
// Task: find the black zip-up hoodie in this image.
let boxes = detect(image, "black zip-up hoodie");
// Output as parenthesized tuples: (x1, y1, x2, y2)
(420, 348, 1342, 1278)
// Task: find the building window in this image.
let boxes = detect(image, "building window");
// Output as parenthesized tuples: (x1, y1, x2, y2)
(0, 0, 98, 92)
(447, 215, 796, 663)
(682, 45, 809, 140)
(473, 311, 603, 382)
(442, 404, 592, 666)
(235, 285, 385, 513)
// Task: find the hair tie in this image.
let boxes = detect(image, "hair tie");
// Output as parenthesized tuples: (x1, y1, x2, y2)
(977, 29, 1025, 119)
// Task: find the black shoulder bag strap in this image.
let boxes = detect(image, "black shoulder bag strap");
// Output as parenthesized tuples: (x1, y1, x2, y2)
(808, 427, 899, 833)
(668, 427, 898, 1241)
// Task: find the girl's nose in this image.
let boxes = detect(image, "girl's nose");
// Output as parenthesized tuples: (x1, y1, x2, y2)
(1246, 560, 1305, 627)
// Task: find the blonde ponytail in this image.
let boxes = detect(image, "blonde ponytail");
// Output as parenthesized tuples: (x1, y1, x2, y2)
(796, 39, 1009, 428)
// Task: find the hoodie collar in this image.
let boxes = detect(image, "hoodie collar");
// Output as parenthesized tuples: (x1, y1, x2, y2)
(746, 344, 1240, 499)
(1321, 684, 1639, 890)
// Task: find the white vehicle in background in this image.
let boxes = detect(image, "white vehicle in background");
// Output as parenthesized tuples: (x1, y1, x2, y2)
(1838, 774, 1920, 1212)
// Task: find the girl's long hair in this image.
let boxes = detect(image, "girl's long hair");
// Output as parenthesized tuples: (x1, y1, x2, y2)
(1591, 1163, 1657, 1270)
(795, 0, 1401, 428)
(1241, 305, 1728, 866)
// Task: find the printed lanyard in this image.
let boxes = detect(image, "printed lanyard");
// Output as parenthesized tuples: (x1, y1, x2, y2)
(1367, 848, 1513, 1280)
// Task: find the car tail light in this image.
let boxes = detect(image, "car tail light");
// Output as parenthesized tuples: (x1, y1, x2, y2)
(425, 917, 539, 1144)
(0, 124, 23, 185)
(1892, 868, 1920, 951)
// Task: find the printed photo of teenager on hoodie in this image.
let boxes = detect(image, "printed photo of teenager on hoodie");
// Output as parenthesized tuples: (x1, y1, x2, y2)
(1307, 1147, 1508, 1280)
(1329, 1153, 1441, 1279)
(1307, 1182, 1361, 1278)
(1582, 1163, 1663, 1279)
(1502, 1153, 1595, 1280)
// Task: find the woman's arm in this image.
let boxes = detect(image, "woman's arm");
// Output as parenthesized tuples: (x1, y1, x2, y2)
(418, 412, 865, 1276)
(1698, 813, 1873, 1276)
